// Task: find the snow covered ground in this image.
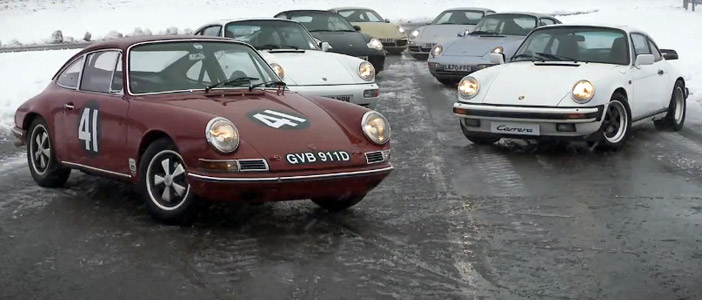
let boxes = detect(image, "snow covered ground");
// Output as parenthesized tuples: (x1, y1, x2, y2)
(0, 0, 700, 135)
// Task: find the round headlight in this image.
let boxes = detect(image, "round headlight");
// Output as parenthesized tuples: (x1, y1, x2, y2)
(572, 80, 595, 103)
(367, 38, 384, 50)
(398, 26, 406, 34)
(410, 30, 420, 39)
(206, 118, 240, 153)
(431, 45, 443, 57)
(458, 77, 479, 99)
(362, 111, 391, 145)
(270, 63, 284, 81)
(359, 61, 375, 81)
(492, 46, 504, 54)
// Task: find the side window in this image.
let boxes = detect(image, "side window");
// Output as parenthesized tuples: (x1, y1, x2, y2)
(80, 51, 120, 93)
(111, 54, 123, 93)
(57, 57, 84, 89)
(540, 18, 556, 26)
(202, 26, 222, 37)
(631, 33, 651, 56)
(648, 39, 662, 61)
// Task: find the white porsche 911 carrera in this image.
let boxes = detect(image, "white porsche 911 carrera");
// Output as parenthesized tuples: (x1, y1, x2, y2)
(195, 19, 380, 108)
(453, 25, 687, 149)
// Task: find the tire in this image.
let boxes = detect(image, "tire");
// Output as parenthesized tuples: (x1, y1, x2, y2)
(438, 78, 457, 86)
(596, 95, 632, 150)
(138, 138, 197, 224)
(460, 120, 500, 145)
(654, 81, 686, 131)
(410, 53, 429, 60)
(312, 195, 365, 211)
(27, 118, 71, 188)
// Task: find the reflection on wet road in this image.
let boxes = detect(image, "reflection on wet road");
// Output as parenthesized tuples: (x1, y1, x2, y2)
(1, 54, 701, 299)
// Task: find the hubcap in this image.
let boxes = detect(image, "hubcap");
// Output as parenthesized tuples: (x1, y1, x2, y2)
(30, 125, 51, 175)
(147, 151, 190, 211)
(673, 87, 684, 124)
(602, 101, 627, 143)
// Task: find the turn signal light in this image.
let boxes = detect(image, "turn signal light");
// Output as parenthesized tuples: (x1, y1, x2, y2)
(199, 159, 239, 172)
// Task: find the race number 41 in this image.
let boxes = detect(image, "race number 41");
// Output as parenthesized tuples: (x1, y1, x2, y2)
(78, 107, 99, 152)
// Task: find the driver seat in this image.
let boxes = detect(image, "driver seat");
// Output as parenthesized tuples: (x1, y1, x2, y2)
(609, 37, 628, 65)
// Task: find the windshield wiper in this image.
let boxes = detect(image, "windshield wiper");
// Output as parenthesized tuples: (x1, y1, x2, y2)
(534, 52, 577, 62)
(249, 80, 287, 91)
(204, 77, 259, 93)
(308, 29, 331, 32)
(470, 30, 499, 35)
(512, 53, 543, 62)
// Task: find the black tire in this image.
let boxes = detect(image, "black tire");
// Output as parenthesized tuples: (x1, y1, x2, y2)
(596, 94, 632, 150)
(654, 81, 686, 131)
(410, 53, 429, 60)
(460, 120, 500, 145)
(438, 78, 458, 86)
(312, 195, 365, 211)
(138, 138, 197, 224)
(27, 118, 70, 188)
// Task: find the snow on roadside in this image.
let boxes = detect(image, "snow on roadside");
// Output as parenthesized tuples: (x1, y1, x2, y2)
(0, 49, 79, 135)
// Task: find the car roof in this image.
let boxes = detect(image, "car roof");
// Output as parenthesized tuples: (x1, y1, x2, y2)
(205, 18, 301, 26)
(77, 35, 243, 54)
(330, 7, 378, 11)
(536, 24, 645, 34)
(276, 9, 339, 15)
(441, 7, 495, 12)
(488, 12, 554, 18)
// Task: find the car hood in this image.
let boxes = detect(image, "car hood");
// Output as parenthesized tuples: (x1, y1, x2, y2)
(259, 50, 364, 85)
(443, 35, 525, 56)
(311, 31, 376, 56)
(417, 24, 476, 42)
(154, 91, 368, 170)
(352, 22, 405, 39)
(481, 62, 622, 106)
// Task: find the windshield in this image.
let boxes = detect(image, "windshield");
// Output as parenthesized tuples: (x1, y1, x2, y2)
(278, 11, 356, 32)
(128, 41, 278, 95)
(513, 27, 630, 65)
(225, 21, 320, 50)
(472, 14, 537, 36)
(432, 10, 485, 25)
(338, 9, 384, 22)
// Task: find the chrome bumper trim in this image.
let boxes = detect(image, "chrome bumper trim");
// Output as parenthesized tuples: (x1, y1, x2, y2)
(188, 165, 394, 183)
(454, 102, 599, 115)
(453, 114, 598, 124)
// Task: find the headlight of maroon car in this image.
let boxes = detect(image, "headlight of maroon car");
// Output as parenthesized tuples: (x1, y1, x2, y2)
(206, 117, 240, 153)
(362, 111, 391, 145)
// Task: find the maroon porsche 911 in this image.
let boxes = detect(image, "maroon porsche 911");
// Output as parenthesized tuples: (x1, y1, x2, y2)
(11, 36, 393, 223)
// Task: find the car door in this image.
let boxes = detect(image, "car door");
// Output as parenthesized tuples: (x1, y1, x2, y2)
(647, 37, 672, 111)
(629, 33, 666, 119)
(63, 50, 131, 177)
(53, 56, 86, 162)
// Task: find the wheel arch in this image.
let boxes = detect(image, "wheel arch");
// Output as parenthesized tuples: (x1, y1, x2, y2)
(612, 87, 628, 100)
(137, 130, 176, 165)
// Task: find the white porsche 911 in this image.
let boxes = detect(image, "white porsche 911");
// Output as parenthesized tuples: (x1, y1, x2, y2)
(453, 25, 687, 149)
(195, 19, 380, 108)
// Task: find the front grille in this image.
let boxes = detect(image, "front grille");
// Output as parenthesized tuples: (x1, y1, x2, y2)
(396, 40, 408, 47)
(237, 159, 269, 172)
(365, 150, 390, 164)
(408, 46, 421, 52)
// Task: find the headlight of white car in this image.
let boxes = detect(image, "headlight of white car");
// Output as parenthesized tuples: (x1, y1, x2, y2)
(458, 77, 480, 99)
(270, 63, 284, 81)
(206, 117, 240, 153)
(572, 80, 595, 103)
(362, 111, 391, 145)
(367, 38, 384, 50)
(398, 26, 406, 34)
(410, 29, 420, 39)
(359, 61, 375, 81)
(431, 45, 443, 57)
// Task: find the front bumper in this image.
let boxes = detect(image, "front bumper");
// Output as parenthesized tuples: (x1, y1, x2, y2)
(11, 126, 25, 146)
(453, 102, 605, 139)
(427, 56, 495, 80)
(379, 38, 408, 51)
(407, 41, 436, 54)
(187, 165, 393, 202)
(288, 83, 380, 109)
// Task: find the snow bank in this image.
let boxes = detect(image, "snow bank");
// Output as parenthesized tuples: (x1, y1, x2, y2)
(0, 50, 79, 135)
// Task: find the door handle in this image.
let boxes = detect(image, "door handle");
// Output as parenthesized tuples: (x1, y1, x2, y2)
(658, 70, 665, 76)
(64, 103, 75, 110)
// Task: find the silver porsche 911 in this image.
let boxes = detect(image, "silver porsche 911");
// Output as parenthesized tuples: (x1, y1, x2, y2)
(407, 7, 494, 60)
(427, 12, 560, 85)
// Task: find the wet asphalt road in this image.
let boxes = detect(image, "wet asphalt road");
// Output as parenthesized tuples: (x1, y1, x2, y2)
(1, 54, 702, 300)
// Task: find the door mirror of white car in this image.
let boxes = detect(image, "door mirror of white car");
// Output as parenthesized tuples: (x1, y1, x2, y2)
(384, 18, 391, 23)
(660, 49, 679, 60)
(634, 54, 655, 67)
(320, 42, 332, 52)
(490, 53, 505, 65)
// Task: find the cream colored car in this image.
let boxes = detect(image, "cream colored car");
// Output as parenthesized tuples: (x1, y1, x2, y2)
(330, 7, 408, 55)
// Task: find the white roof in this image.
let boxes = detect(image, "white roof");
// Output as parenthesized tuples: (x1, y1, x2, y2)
(540, 24, 646, 34)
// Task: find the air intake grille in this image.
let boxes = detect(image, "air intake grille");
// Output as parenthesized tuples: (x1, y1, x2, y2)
(365, 150, 389, 164)
(237, 159, 269, 172)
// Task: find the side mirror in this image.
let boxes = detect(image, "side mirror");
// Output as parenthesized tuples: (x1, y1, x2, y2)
(489, 53, 505, 65)
(634, 54, 655, 67)
(384, 18, 390, 23)
(660, 49, 678, 60)
(320, 41, 332, 52)
(425, 21, 432, 25)
(353, 25, 362, 32)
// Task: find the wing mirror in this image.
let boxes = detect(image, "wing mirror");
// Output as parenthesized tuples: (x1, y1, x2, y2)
(353, 25, 362, 32)
(634, 54, 655, 67)
(320, 41, 332, 52)
(660, 49, 679, 60)
(489, 53, 505, 65)
(384, 18, 391, 23)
